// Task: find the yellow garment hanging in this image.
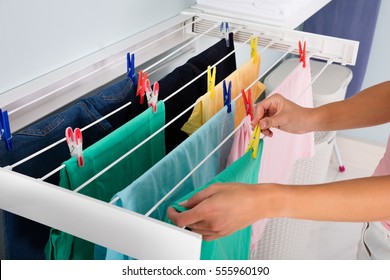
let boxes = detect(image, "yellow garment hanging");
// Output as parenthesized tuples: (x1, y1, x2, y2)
(181, 54, 265, 135)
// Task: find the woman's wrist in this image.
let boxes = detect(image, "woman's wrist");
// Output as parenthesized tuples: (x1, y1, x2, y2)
(252, 183, 292, 219)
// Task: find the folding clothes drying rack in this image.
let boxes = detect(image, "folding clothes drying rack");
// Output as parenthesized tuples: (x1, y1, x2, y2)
(0, 8, 359, 260)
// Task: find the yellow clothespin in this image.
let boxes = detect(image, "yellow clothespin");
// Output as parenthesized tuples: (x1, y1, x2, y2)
(250, 35, 258, 63)
(207, 65, 216, 98)
(246, 124, 261, 159)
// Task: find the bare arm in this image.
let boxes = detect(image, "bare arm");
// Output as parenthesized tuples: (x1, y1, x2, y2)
(168, 175, 390, 241)
(167, 81, 390, 241)
(253, 80, 390, 135)
(310, 81, 390, 131)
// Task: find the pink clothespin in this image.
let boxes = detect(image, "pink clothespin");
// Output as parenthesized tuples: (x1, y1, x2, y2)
(65, 127, 84, 167)
(145, 79, 159, 112)
(299, 40, 307, 68)
(241, 88, 253, 120)
(136, 70, 149, 104)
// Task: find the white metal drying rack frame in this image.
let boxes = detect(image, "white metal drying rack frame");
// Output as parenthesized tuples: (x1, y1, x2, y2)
(0, 9, 359, 260)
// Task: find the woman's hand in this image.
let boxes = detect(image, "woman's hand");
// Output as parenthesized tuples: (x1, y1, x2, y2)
(167, 183, 276, 241)
(252, 93, 313, 136)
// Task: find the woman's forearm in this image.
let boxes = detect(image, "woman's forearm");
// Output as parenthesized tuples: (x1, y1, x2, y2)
(309, 81, 390, 132)
(266, 175, 390, 222)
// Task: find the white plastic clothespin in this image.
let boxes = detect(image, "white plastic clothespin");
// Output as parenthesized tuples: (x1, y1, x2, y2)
(65, 127, 84, 167)
(145, 79, 159, 112)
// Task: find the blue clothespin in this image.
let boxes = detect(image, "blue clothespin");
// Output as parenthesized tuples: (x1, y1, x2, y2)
(223, 80, 232, 113)
(220, 22, 230, 47)
(126, 53, 136, 83)
(0, 109, 13, 151)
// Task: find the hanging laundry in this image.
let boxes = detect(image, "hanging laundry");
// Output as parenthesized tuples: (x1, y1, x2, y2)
(105, 102, 236, 260)
(0, 77, 142, 260)
(168, 139, 264, 260)
(226, 115, 252, 166)
(181, 54, 265, 135)
(158, 33, 236, 153)
(45, 102, 166, 260)
(225, 115, 269, 253)
(251, 58, 314, 250)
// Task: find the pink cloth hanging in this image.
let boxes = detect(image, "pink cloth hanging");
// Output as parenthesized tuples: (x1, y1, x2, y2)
(226, 115, 268, 253)
(251, 59, 315, 250)
(226, 115, 252, 166)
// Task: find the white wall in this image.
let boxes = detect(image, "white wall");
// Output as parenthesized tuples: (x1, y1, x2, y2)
(340, 0, 390, 145)
(0, 0, 195, 94)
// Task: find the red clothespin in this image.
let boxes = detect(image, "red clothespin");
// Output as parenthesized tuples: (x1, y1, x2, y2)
(136, 70, 148, 104)
(299, 40, 306, 68)
(65, 127, 84, 167)
(145, 79, 159, 112)
(241, 88, 253, 120)
(207, 66, 216, 98)
(220, 22, 230, 47)
(223, 80, 232, 113)
(0, 109, 12, 151)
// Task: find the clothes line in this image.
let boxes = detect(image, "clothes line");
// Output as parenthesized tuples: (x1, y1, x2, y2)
(145, 106, 244, 217)
(145, 51, 331, 217)
(33, 36, 254, 181)
(108, 51, 290, 207)
(6, 17, 204, 117)
(11, 101, 132, 171)
(10, 30, 252, 174)
(3, 10, 362, 258)
(143, 22, 219, 73)
(39, 37, 271, 189)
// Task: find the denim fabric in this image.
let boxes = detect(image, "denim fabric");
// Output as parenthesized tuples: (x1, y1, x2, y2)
(159, 33, 236, 153)
(0, 77, 145, 259)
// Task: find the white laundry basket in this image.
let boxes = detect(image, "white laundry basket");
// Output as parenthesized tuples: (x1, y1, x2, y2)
(252, 58, 352, 259)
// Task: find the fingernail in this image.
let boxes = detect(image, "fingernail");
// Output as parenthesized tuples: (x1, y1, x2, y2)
(260, 120, 267, 129)
(179, 200, 188, 206)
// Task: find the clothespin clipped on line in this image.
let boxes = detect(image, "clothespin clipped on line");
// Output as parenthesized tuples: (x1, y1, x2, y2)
(220, 22, 230, 47)
(126, 53, 136, 83)
(0, 109, 13, 151)
(299, 40, 306, 68)
(137, 70, 148, 104)
(65, 127, 84, 167)
(250, 35, 258, 64)
(241, 88, 253, 120)
(207, 66, 216, 98)
(246, 124, 262, 159)
(145, 79, 159, 112)
(223, 80, 232, 113)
